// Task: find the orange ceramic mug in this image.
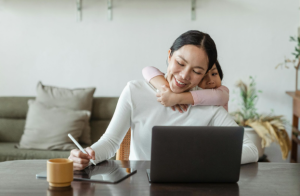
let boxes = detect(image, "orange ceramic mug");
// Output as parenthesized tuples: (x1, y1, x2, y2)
(47, 186, 73, 196)
(47, 158, 73, 187)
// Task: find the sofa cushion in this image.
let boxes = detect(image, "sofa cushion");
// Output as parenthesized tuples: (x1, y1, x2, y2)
(36, 82, 95, 145)
(91, 98, 119, 120)
(18, 100, 90, 150)
(90, 120, 111, 144)
(0, 143, 71, 162)
(0, 97, 33, 119)
(0, 119, 26, 142)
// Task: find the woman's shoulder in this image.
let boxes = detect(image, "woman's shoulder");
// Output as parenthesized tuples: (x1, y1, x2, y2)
(126, 80, 156, 91)
(124, 80, 157, 104)
(126, 80, 147, 88)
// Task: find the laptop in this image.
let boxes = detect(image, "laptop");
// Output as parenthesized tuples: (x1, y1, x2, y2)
(146, 126, 244, 183)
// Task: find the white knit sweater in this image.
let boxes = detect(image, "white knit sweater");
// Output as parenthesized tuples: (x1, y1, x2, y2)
(91, 80, 258, 164)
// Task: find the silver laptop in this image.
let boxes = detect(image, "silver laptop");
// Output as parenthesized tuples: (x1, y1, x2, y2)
(146, 126, 244, 183)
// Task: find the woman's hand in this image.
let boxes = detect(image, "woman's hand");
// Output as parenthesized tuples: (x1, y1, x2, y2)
(156, 85, 188, 113)
(171, 104, 189, 113)
(68, 147, 95, 170)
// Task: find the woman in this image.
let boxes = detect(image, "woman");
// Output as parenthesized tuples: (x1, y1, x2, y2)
(142, 60, 229, 112)
(69, 30, 258, 170)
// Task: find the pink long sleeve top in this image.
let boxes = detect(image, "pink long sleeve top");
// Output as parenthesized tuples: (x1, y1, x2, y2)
(142, 66, 229, 111)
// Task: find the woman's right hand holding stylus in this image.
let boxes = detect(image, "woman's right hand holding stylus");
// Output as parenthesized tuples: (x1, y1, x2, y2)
(68, 147, 95, 170)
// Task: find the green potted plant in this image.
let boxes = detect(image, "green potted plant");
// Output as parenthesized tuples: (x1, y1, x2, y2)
(275, 36, 300, 70)
(231, 76, 291, 160)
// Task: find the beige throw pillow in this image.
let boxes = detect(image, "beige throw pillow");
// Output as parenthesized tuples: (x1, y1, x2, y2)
(18, 100, 90, 150)
(36, 82, 96, 145)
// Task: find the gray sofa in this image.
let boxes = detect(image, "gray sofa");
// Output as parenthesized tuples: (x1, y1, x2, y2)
(0, 97, 118, 162)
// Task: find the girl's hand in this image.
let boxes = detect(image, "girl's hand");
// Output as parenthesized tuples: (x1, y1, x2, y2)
(156, 85, 189, 113)
(156, 85, 179, 107)
(68, 147, 95, 170)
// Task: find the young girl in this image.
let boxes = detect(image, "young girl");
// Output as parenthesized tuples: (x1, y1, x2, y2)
(142, 60, 229, 112)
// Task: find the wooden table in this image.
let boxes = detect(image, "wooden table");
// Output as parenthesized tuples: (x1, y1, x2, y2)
(0, 160, 299, 196)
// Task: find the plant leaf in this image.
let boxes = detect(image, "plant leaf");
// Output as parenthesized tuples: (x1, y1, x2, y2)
(290, 36, 296, 41)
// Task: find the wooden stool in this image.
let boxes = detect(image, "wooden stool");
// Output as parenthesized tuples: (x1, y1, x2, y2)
(116, 128, 131, 160)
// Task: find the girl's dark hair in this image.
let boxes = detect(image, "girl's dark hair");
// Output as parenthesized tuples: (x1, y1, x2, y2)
(170, 30, 218, 72)
(215, 60, 224, 81)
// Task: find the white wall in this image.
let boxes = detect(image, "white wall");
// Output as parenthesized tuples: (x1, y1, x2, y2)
(0, 0, 298, 125)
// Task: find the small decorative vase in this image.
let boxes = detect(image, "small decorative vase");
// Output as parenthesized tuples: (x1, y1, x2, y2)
(244, 126, 264, 159)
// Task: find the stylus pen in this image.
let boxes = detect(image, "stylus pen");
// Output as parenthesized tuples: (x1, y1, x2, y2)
(68, 133, 96, 166)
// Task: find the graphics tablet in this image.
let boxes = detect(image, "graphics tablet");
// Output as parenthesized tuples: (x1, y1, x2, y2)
(36, 165, 137, 184)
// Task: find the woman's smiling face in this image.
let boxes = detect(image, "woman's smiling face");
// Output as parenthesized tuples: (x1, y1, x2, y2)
(166, 45, 209, 93)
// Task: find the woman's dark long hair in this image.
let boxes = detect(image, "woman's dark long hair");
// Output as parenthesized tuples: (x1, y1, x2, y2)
(169, 30, 218, 72)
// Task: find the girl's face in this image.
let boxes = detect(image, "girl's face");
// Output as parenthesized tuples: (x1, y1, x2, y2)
(166, 45, 209, 93)
(198, 64, 222, 89)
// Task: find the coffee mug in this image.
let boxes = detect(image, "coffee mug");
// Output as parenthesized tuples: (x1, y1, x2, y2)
(47, 186, 73, 196)
(47, 158, 73, 187)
